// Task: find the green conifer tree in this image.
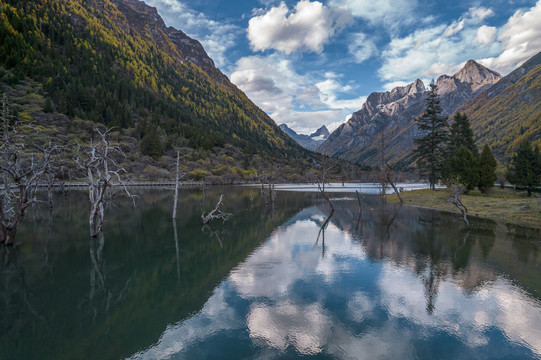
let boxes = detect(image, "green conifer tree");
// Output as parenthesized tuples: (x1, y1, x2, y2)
(450, 146, 479, 192)
(448, 113, 477, 157)
(478, 144, 497, 194)
(507, 141, 541, 196)
(414, 80, 449, 189)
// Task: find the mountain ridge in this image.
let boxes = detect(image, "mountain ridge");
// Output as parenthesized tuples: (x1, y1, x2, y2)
(0, 0, 353, 182)
(279, 124, 330, 151)
(317, 60, 502, 168)
(457, 51, 541, 161)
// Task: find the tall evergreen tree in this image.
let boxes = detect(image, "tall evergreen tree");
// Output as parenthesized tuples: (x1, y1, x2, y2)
(507, 141, 541, 196)
(450, 146, 479, 192)
(448, 113, 477, 157)
(414, 80, 449, 189)
(478, 144, 497, 194)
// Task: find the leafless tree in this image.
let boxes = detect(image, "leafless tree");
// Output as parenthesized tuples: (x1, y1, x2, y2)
(259, 172, 276, 206)
(448, 182, 471, 229)
(0, 94, 59, 245)
(382, 163, 404, 204)
(75, 128, 134, 237)
(201, 194, 232, 224)
(172, 150, 186, 219)
(317, 163, 334, 212)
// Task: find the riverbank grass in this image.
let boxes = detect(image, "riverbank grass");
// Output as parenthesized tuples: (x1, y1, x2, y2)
(387, 188, 541, 228)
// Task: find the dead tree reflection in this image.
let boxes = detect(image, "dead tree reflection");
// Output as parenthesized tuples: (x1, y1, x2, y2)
(84, 233, 133, 324)
(0, 248, 49, 340)
(173, 219, 181, 284)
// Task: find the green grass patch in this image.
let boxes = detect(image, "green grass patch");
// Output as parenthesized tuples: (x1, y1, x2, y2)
(388, 188, 541, 228)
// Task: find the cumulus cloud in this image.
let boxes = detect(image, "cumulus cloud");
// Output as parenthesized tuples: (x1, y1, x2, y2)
(329, 0, 418, 31)
(247, 0, 353, 54)
(474, 25, 497, 46)
(348, 33, 378, 63)
(478, 0, 541, 74)
(377, 5, 506, 85)
(143, 0, 241, 68)
(230, 55, 367, 134)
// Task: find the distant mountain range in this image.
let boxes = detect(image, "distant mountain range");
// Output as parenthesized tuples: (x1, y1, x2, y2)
(279, 124, 330, 151)
(317, 60, 503, 168)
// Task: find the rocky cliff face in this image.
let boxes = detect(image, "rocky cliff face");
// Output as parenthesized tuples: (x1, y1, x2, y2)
(280, 124, 330, 151)
(317, 61, 502, 168)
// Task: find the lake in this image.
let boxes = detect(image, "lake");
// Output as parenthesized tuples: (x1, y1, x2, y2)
(1, 185, 540, 359)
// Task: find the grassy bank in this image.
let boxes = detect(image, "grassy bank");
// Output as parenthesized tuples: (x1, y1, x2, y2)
(387, 187, 541, 229)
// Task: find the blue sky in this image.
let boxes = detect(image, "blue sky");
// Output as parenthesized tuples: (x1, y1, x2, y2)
(143, 0, 541, 134)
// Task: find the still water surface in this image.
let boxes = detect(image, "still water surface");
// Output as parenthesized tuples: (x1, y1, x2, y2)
(1, 186, 540, 359)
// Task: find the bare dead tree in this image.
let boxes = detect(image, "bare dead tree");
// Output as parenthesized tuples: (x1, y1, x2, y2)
(382, 163, 404, 204)
(448, 182, 471, 229)
(201, 194, 232, 224)
(317, 163, 334, 212)
(75, 128, 134, 237)
(172, 150, 186, 219)
(259, 173, 276, 206)
(0, 94, 59, 245)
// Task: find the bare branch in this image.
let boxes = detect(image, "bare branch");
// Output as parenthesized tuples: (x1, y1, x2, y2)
(201, 194, 233, 224)
(448, 183, 471, 229)
(76, 128, 134, 237)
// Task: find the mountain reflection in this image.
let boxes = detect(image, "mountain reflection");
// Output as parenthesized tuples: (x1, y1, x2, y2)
(131, 198, 541, 360)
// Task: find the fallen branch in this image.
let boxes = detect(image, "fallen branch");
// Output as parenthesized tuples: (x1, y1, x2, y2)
(201, 194, 233, 224)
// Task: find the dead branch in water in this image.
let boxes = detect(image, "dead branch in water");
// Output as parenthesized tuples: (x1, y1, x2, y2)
(201, 194, 233, 224)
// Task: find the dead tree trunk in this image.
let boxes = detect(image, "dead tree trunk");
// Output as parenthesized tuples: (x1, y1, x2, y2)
(0, 94, 59, 245)
(76, 128, 133, 237)
(317, 164, 334, 211)
(383, 164, 403, 204)
(172, 150, 180, 219)
(449, 184, 471, 229)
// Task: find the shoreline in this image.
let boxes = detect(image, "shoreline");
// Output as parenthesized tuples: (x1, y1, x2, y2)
(387, 188, 541, 230)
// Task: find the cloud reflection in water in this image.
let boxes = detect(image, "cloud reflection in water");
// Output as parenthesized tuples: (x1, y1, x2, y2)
(129, 205, 541, 359)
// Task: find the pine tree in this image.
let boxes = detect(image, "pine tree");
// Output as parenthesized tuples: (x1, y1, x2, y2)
(450, 146, 479, 192)
(414, 80, 449, 189)
(478, 144, 497, 194)
(507, 141, 541, 196)
(448, 113, 477, 157)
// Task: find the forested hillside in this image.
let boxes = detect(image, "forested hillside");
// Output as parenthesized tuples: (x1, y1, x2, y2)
(457, 51, 541, 162)
(0, 0, 339, 181)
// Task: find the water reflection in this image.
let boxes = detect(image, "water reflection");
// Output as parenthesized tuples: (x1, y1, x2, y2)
(1, 188, 540, 360)
(131, 196, 541, 360)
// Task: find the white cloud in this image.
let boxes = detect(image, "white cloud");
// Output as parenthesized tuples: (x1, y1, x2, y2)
(443, 7, 494, 37)
(474, 25, 497, 46)
(348, 33, 378, 63)
(143, 0, 242, 69)
(377, 5, 506, 85)
(329, 0, 418, 31)
(230, 55, 367, 134)
(478, 0, 541, 74)
(247, 0, 353, 54)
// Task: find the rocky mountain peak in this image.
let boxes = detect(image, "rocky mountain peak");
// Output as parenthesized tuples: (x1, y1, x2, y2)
(318, 59, 503, 167)
(453, 59, 501, 91)
(310, 125, 330, 139)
